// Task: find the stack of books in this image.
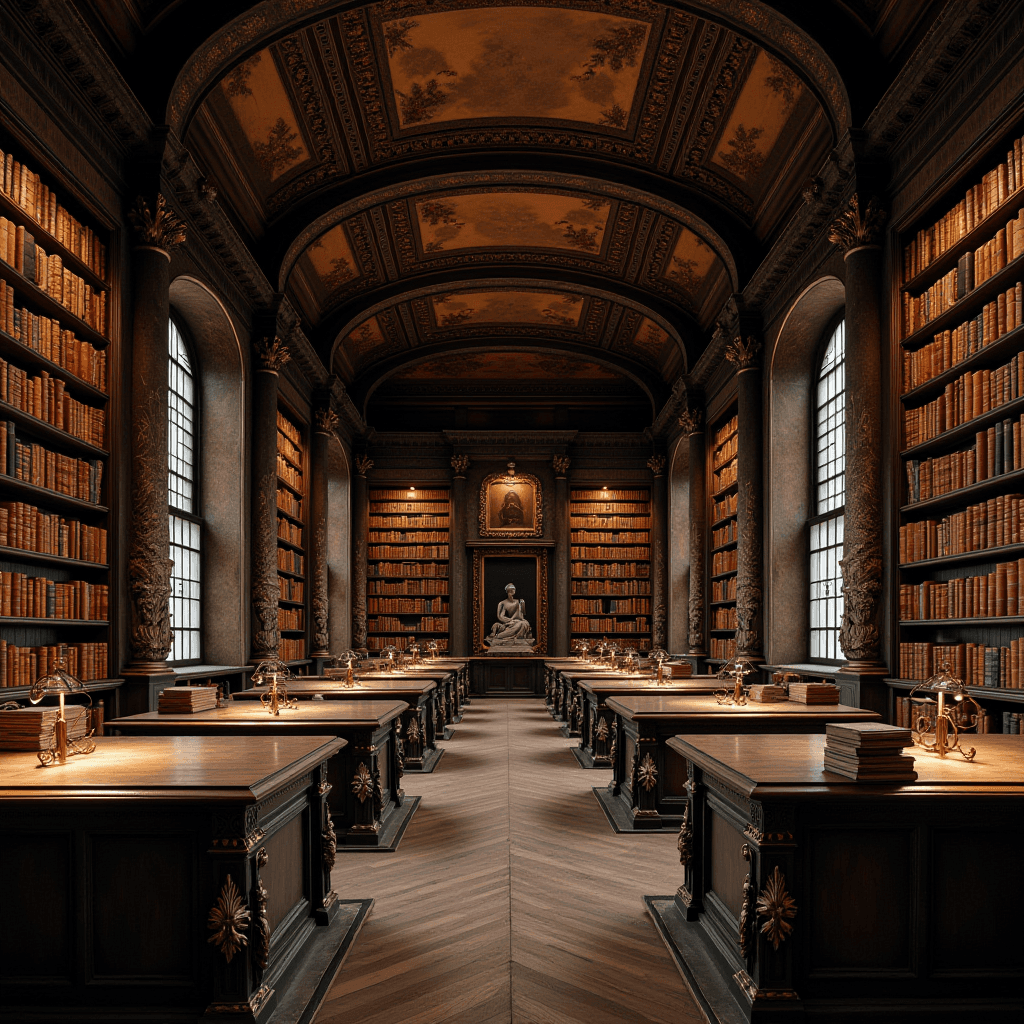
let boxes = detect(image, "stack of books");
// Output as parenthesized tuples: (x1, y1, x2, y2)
(157, 686, 217, 714)
(0, 705, 89, 750)
(747, 683, 787, 703)
(824, 723, 917, 781)
(789, 681, 841, 704)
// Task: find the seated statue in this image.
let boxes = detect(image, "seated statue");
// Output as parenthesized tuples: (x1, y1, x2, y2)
(484, 583, 535, 649)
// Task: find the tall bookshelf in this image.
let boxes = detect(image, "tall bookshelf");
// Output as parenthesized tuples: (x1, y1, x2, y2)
(569, 487, 651, 649)
(366, 487, 450, 652)
(0, 134, 114, 697)
(708, 409, 738, 664)
(276, 408, 307, 665)
(892, 120, 1024, 731)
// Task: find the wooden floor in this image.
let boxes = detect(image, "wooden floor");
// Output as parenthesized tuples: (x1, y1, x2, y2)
(317, 698, 704, 1024)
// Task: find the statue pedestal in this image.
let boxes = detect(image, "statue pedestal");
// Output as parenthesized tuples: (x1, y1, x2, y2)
(483, 645, 537, 656)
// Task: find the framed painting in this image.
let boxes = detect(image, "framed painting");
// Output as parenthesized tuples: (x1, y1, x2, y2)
(479, 465, 543, 538)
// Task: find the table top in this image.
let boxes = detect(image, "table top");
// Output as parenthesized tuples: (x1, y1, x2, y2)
(608, 695, 878, 721)
(111, 700, 408, 733)
(0, 735, 343, 801)
(234, 679, 436, 699)
(578, 679, 719, 696)
(352, 670, 452, 682)
(666, 733, 1024, 796)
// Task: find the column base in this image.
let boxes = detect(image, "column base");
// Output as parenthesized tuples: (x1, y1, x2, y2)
(118, 665, 177, 715)
(835, 664, 890, 716)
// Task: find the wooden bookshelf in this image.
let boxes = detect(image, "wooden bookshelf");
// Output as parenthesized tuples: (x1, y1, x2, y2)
(276, 408, 307, 664)
(707, 409, 738, 662)
(0, 135, 111, 688)
(569, 487, 651, 648)
(895, 122, 1024, 722)
(367, 487, 450, 652)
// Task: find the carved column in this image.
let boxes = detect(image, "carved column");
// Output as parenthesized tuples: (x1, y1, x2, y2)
(553, 455, 571, 656)
(728, 338, 764, 662)
(680, 409, 707, 656)
(250, 334, 289, 663)
(121, 194, 186, 712)
(449, 454, 470, 657)
(649, 453, 668, 651)
(351, 453, 372, 651)
(829, 195, 888, 688)
(309, 405, 337, 658)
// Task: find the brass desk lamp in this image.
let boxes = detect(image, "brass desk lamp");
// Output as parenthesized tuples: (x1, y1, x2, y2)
(29, 644, 96, 766)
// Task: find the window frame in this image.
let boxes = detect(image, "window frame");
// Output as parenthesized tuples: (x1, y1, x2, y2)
(807, 313, 846, 666)
(167, 314, 204, 666)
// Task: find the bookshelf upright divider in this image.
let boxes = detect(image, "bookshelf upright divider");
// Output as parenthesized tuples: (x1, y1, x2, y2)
(276, 408, 307, 665)
(707, 410, 738, 664)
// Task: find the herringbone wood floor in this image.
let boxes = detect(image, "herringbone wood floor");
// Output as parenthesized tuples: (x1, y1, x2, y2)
(317, 699, 704, 1024)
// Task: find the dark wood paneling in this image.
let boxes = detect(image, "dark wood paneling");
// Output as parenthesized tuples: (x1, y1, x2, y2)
(264, 813, 305, 933)
(709, 812, 746, 918)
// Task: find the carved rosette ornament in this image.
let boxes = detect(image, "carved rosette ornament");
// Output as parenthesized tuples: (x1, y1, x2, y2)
(312, 519, 329, 652)
(352, 763, 374, 802)
(756, 866, 797, 950)
(251, 484, 280, 659)
(552, 454, 571, 476)
(647, 454, 666, 477)
(738, 844, 755, 960)
(726, 337, 761, 371)
(828, 193, 888, 254)
(128, 193, 186, 252)
(252, 847, 271, 976)
(637, 752, 658, 791)
(207, 875, 250, 964)
(314, 407, 339, 434)
(451, 453, 471, 476)
(678, 409, 702, 435)
(355, 454, 374, 477)
(253, 335, 290, 374)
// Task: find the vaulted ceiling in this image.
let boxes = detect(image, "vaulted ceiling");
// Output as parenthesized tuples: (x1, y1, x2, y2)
(75, 0, 944, 429)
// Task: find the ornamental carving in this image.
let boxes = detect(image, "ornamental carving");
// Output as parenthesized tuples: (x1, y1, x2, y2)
(355, 454, 374, 477)
(252, 847, 271, 976)
(352, 763, 373, 802)
(678, 409, 702, 435)
(756, 866, 797, 950)
(451, 453, 471, 475)
(647, 454, 666, 476)
(253, 335, 290, 373)
(637, 752, 658, 791)
(726, 336, 761, 371)
(312, 519, 329, 653)
(735, 480, 763, 655)
(251, 484, 280, 659)
(207, 875, 250, 964)
(738, 844, 754, 960)
(128, 194, 186, 251)
(478, 466, 543, 538)
(677, 802, 693, 867)
(552, 454, 571, 476)
(828, 193, 887, 253)
(322, 808, 337, 873)
(314, 407, 339, 433)
(688, 520, 705, 652)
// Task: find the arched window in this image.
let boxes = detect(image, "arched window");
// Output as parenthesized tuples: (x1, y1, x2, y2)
(809, 318, 845, 662)
(168, 318, 202, 663)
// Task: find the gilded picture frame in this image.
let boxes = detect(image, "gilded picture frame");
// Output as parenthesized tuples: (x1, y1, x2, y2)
(478, 470, 543, 538)
(472, 547, 549, 655)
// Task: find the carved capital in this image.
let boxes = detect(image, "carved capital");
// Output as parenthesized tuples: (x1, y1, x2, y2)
(726, 337, 761, 371)
(451, 453, 471, 476)
(828, 193, 887, 253)
(355, 454, 374, 477)
(647, 454, 666, 476)
(552, 454, 571, 476)
(678, 408, 703, 435)
(128, 193, 186, 252)
(314, 407, 339, 434)
(253, 335, 290, 373)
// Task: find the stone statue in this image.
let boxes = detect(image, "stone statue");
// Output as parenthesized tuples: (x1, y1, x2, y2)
(484, 583, 535, 650)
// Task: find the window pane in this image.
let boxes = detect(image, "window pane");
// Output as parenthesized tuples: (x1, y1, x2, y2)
(169, 511, 201, 662)
(168, 320, 196, 515)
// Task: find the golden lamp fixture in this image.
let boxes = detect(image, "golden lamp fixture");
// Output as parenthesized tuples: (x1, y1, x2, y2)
(252, 658, 298, 716)
(714, 657, 757, 706)
(328, 649, 360, 687)
(649, 649, 670, 685)
(28, 644, 97, 766)
(379, 645, 400, 674)
(621, 647, 641, 675)
(426, 639, 439, 660)
(909, 663, 981, 761)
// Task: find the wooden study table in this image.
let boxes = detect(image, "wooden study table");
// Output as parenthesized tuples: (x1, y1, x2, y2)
(576, 678, 721, 769)
(551, 668, 638, 735)
(233, 679, 443, 772)
(646, 733, 1024, 1024)
(600, 695, 879, 832)
(0, 734, 371, 1023)
(542, 659, 589, 715)
(110, 700, 413, 851)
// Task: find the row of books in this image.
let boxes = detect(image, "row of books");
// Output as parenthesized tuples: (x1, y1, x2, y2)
(570, 530, 649, 543)
(569, 501, 649, 515)
(570, 545, 650, 560)
(570, 580, 650, 596)
(713, 416, 737, 447)
(902, 350, 1024, 448)
(0, 500, 107, 563)
(712, 607, 738, 629)
(898, 640, 1024, 687)
(279, 607, 304, 631)
(0, 640, 108, 687)
(712, 548, 739, 576)
(367, 579, 449, 595)
(278, 577, 303, 602)
(900, 494, 1023, 562)
(367, 597, 449, 613)
(276, 410, 300, 444)
(0, 282, 107, 390)
(0, 358, 105, 447)
(277, 548, 304, 575)
(570, 617, 649, 633)
(370, 488, 448, 501)
(0, 148, 107, 277)
(1, 220, 106, 335)
(905, 416, 1023, 503)
(713, 462, 737, 494)
(710, 637, 736, 660)
(370, 501, 447, 513)
(572, 562, 649, 578)
(369, 562, 448, 577)
(279, 638, 305, 661)
(0, 572, 107, 620)
(713, 521, 738, 548)
(368, 544, 448, 559)
(367, 530, 448, 543)
(570, 598, 651, 614)
(902, 207, 1024, 335)
(0, 704, 92, 750)
(276, 455, 302, 491)
(571, 489, 648, 501)
(568, 515, 652, 529)
(712, 577, 738, 602)
(712, 492, 738, 524)
(277, 488, 302, 520)
(367, 616, 449, 632)
(276, 426, 301, 468)
(712, 433, 738, 470)
(277, 517, 302, 546)
(900, 558, 1024, 619)
(1, 422, 103, 503)
(995, 712, 1023, 733)
(368, 635, 448, 652)
(369, 515, 449, 528)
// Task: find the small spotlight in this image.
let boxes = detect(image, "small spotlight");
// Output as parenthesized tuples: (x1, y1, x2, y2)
(409, 486, 416, 492)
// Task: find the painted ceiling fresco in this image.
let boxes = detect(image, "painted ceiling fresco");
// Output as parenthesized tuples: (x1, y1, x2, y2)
(382, 8, 651, 129)
(432, 290, 585, 328)
(393, 351, 623, 379)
